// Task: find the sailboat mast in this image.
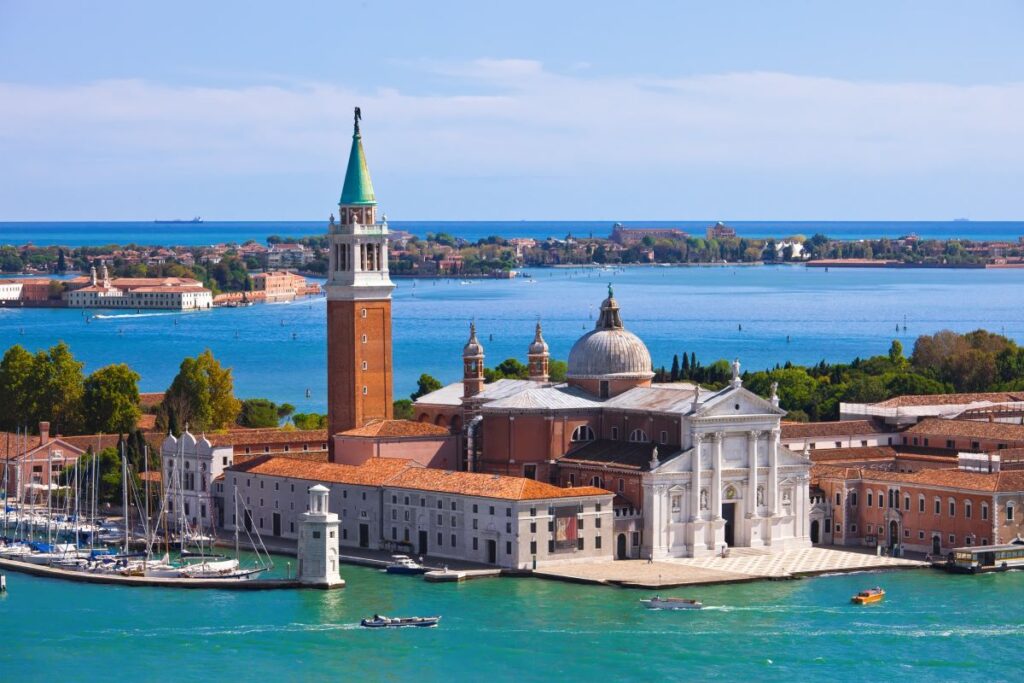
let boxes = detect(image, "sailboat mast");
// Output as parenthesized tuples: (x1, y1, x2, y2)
(3, 430, 9, 538)
(144, 444, 150, 533)
(74, 454, 80, 549)
(47, 442, 52, 545)
(234, 484, 239, 560)
(122, 440, 129, 554)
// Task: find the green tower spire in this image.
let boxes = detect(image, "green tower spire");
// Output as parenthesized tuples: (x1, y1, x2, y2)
(339, 107, 377, 206)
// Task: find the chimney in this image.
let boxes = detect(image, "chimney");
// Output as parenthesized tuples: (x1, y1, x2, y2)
(39, 421, 50, 445)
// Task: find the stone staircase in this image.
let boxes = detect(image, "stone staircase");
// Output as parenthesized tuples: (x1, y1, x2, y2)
(722, 547, 774, 558)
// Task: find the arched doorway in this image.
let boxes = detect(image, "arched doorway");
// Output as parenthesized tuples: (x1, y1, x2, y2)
(616, 533, 627, 560)
(810, 519, 820, 544)
(888, 520, 899, 550)
(932, 535, 941, 555)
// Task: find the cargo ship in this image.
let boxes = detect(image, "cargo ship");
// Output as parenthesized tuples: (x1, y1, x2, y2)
(154, 217, 203, 224)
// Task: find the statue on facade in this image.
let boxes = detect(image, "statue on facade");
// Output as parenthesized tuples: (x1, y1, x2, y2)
(770, 381, 778, 401)
(700, 488, 709, 510)
(329, 213, 335, 226)
(757, 485, 765, 506)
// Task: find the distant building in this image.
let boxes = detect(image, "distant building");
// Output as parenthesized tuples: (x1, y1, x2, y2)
(64, 266, 212, 310)
(841, 392, 1024, 427)
(781, 420, 897, 452)
(267, 243, 311, 268)
(609, 223, 688, 245)
(252, 271, 309, 302)
(705, 221, 736, 241)
(0, 422, 86, 502)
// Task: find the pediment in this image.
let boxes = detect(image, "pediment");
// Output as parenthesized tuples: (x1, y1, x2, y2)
(695, 386, 785, 418)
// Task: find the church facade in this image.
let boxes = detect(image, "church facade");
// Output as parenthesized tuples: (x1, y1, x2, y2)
(414, 289, 812, 558)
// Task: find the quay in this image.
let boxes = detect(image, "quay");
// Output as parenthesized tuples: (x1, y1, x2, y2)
(0, 556, 343, 590)
(532, 546, 926, 589)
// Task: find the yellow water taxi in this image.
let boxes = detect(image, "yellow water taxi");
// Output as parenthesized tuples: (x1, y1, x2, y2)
(851, 587, 885, 605)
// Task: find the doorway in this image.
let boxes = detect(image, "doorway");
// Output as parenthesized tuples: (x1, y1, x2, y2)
(889, 520, 899, 550)
(810, 519, 820, 544)
(932, 535, 941, 555)
(358, 523, 369, 548)
(272, 512, 281, 537)
(722, 503, 736, 547)
(487, 539, 497, 564)
(418, 530, 428, 556)
(244, 510, 253, 533)
(616, 533, 627, 559)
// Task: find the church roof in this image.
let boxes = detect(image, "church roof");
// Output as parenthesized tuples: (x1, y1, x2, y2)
(339, 111, 376, 206)
(561, 439, 679, 472)
(413, 382, 465, 407)
(337, 419, 451, 438)
(482, 385, 601, 412)
(604, 385, 698, 413)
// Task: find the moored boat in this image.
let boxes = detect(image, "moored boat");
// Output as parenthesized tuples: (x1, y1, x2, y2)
(944, 542, 1024, 574)
(360, 614, 441, 628)
(851, 587, 885, 605)
(640, 596, 703, 610)
(385, 555, 428, 575)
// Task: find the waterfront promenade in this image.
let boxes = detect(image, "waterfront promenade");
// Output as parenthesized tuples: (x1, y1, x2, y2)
(535, 546, 925, 588)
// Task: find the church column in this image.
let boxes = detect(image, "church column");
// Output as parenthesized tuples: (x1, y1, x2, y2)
(748, 431, 760, 517)
(691, 433, 703, 521)
(769, 428, 780, 516)
(712, 432, 724, 520)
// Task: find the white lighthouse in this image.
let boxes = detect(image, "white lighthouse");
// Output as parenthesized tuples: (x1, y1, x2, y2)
(297, 484, 345, 588)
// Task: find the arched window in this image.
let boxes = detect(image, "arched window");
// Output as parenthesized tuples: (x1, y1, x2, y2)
(571, 425, 595, 442)
(629, 429, 649, 443)
(1008, 503, 1015, 522)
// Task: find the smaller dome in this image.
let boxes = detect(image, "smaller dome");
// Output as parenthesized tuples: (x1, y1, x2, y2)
(528, 322, 549, 355)
(463, 322, 484, 357)
(567, 286, 653, 381)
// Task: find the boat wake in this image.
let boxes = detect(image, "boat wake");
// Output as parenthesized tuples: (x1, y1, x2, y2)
(91, 312, 180, 320)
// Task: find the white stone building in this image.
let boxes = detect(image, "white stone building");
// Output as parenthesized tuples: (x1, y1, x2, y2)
(64, 266, 213, 310)
(160, 431, 235, 533)
(641, 372, 813, 559)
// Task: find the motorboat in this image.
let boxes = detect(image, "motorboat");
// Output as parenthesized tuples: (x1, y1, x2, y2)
(640, 596, 703, 610)
(851, 587, 885, 605)
(385, 555, 428, 575)
(360, 615, 441, 628)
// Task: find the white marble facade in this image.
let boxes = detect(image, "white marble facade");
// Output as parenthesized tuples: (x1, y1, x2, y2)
(641, 381, 812, 558)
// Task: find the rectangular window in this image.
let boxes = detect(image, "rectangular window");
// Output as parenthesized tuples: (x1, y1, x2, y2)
(611, 427, 619, 440)
(472, 519, 478, 530)
(595, 536, 602, 549)
(918, 531, 924, 540)
(1008, 505, 1015, 521)
(949, 501, 956, 517)
(472, 504, 478, 514)
(595, 517, 601, 529)
(529, 507, 536, 517)
(506, 508, 511, 517)
(982, 504, 989, 521)
(578, 517, 584, 530)
(506, 522, 511, 533)
(391, 527, 397, 540)
(577, 537, 584, 550)
(904, 496, 910, 511)
(867, 492, 873, 507)
(472, 538, 478, 551)
(949, 534, 955, 544)
(530, 540, 537, 554)
(530, 521, 537, 533)
(437, 532, 443, 546)
(451, 534, 457, 547)
(935, 499, 941, 515)
(850, 524, 857, 533)
(489, 506, 495, 515)
(506, 541, 512, 555)
(660, 430, 668, 445)
(548, 540, 554, 553)
(919, 497, 925, 513)
(966, 502, 972, 519)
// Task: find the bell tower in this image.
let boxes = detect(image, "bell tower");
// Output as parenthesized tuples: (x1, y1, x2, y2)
(528, 322, 549, 382)
(462, 322, 485, 399)
(326, 107, 394, 447)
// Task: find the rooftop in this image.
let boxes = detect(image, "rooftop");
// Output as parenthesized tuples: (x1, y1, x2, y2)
(904, 417, 1024, 442)
(229, 455, 416, 487)
(337, 420, 451, 438)
(873, 392, 1024, 408)
(812, 462, 1024, 492)
(561, 439, 675, 471)
(781, 419, 888, 440)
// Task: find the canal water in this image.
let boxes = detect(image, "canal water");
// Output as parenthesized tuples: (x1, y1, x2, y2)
(2, 264, 1024, 411)
(1, 561, 1021, 681)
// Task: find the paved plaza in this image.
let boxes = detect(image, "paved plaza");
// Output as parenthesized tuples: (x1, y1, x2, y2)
(534, 546, 927, 588)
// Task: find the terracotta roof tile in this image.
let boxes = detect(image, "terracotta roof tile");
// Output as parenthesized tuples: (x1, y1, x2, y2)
(205, 429, 328, 447)
(808, 446, 899, 462)
(812, 461, 1024, 493)
(337, 420, 451, 438)
(227, 455, 416, 486)
(905, 418, 1024, 443)
(782, 420, 887, 439)
(386, 468, 610, 501)
(875, 392, 1024, 408)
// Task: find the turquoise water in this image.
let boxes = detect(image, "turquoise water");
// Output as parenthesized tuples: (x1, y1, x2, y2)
(3, 219, 1024, 246)
(1, 562, 1020, 681)
(2, 265, 1024, 409)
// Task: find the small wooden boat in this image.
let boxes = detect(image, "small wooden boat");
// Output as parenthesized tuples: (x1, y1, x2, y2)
(360, 615, 441, 628)
(851, 587, 885, 605)
(640, 596, 703, 610)
(385, 555, 428, 575)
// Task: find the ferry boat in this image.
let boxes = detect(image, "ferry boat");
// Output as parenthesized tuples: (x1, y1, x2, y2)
(945, 542, 1024, 574)
(851, 587, 885, 605)
(640, 596, 703, 610)
(360, 614, 441, 628)
(384, 555, 428, 575)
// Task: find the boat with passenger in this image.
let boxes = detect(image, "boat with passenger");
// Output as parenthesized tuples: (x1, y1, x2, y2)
(640, 596, 703, 610)
(384, 555, 428, 575)
(944, 542, 1024, 574)
(851, 587, 885, 605)
(360, 614, 441, 628)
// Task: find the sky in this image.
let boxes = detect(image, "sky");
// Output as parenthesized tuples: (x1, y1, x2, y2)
(1, 1, 1023, 221)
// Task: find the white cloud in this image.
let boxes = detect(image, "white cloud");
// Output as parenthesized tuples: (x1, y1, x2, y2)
(1, 61, 1022, 216)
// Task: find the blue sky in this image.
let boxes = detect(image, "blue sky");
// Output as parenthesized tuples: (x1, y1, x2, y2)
(1, 1, 1022, 220)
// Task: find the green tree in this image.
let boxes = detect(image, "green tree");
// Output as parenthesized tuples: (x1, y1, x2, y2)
(393, 399, 414, 420)
(0, 345, 36, 430)
(237, 398, 282, 428)
(33, 342, 85, 434)
(670, 354, 680, 381)
(888, 339, 904, 364)
(161, 350, 240, 432)
(549, 359, 568, 382)
(83, 364, 141, 434)
(292, 413, 327, 430)
(410, 373, 443, 401)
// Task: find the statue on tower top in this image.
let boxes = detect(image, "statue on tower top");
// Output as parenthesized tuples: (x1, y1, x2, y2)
(354, 106, 362, 134)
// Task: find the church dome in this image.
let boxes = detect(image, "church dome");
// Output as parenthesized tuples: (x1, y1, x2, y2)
(567, 288, 653, 380)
